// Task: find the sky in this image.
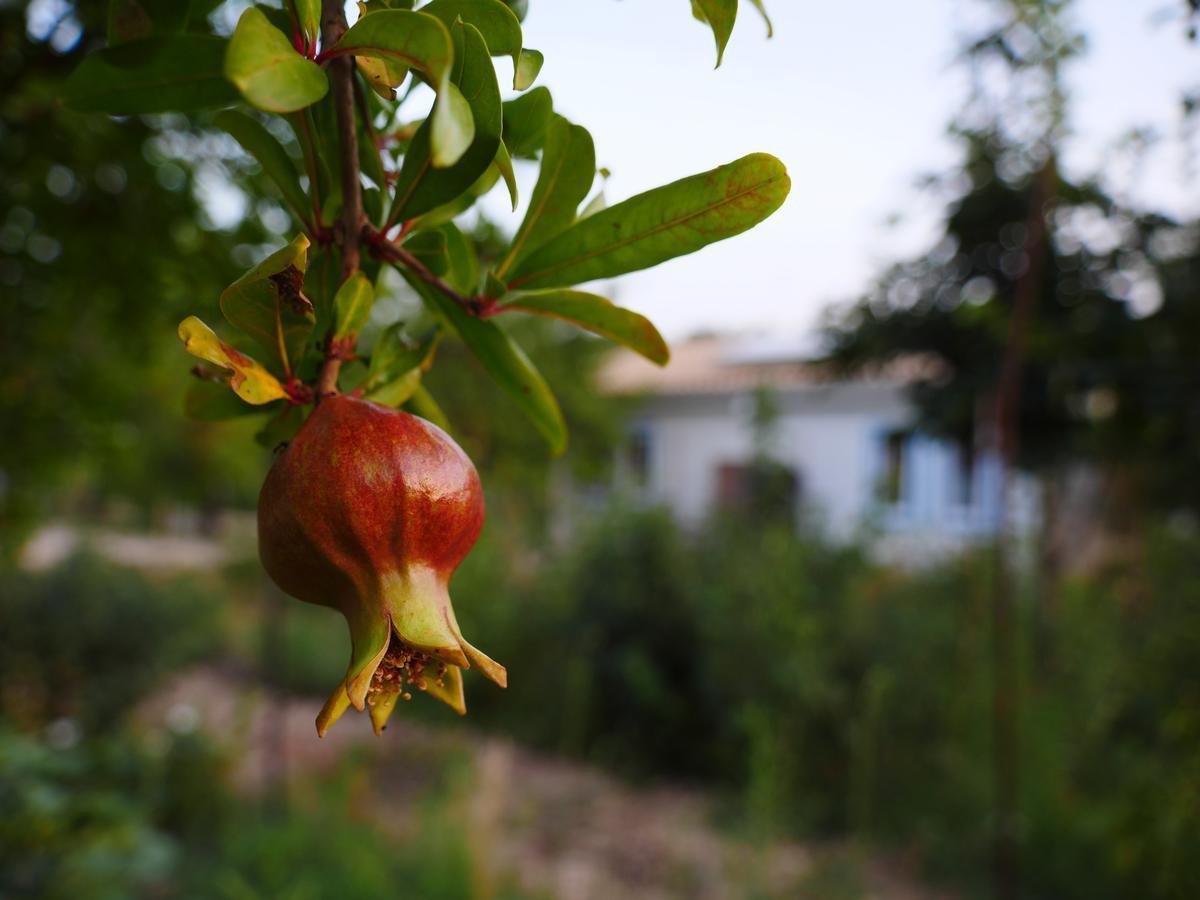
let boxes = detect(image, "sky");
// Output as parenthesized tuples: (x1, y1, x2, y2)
(474, 1, 1199, 341)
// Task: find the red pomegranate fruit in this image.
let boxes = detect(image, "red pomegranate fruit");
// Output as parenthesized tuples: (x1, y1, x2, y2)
(257, 395, 506, 736)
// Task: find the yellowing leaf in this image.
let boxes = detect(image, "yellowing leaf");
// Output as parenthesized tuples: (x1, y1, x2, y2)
(220, 235, 316, 378)
(356, 55, 408, 99)
(178, 317, 288, 405)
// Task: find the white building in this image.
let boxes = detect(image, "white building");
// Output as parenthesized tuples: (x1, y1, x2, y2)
(598, 335, 1021, 559)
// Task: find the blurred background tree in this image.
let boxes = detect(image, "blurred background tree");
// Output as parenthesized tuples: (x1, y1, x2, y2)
(824, 0, 1200, 519)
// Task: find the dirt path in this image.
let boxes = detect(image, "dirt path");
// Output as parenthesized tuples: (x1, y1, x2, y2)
(139, 668, 953, 900)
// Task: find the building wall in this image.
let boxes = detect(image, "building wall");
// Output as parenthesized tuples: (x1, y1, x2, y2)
(618, 382, 1013, 554)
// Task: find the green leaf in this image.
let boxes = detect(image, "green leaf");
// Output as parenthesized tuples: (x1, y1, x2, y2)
(404, 166, 499, 230)
(418, 0, 522, 74)
(292, 0, 321, 46)
(502, 86, 552, 158)
(365, 368, 423, 407)
(389, 23, 502, 221)
(304, 243, 342, 339)
(106, 0, 190, 44)
(61, 35, 238, 114)
(225, 7, 329, 113)
(307, 96, 341, 214)
(405, 383, 452, 432)
(333, 272, 375, 340)
(178, 316, 289, 405)
(214, 109, 312, 229)
(363, 185, 385, 224)
(507, 153, 790, 291)
(692, 0, 737, 67)
(439, 222, 480, 295)
(514, 48, 543, 90)
(503, 290, 669, 365)
(363, 325, 437, 394)
(748, 0, 774, 37)
(496, 114, 595, 277)
(330, 11, 471, 167)
(404, 229, 451, 275)
(358, 114, 388, 191)
(219, 235, 316, 378)
(403, 273, 566, 453)
(430, 82, 476, 169)
(483, 270, 508, 300)
(184, 378, 266, 421)
(493, 139, 518, 210)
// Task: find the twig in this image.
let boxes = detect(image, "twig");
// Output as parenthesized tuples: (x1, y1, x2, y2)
(314, 0, 363, 399)
(366, 230, 492, 316)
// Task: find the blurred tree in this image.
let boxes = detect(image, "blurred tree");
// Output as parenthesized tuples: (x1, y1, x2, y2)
(1, 1, 276, 540)
(823, 0, 1200, 516)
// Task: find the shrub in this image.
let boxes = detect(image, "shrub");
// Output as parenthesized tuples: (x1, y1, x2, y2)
(0, 554, 221, 733)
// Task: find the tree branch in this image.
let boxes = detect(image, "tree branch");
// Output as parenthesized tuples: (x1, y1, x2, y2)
(315, 0, 363, 399)
(366, 231, 492, 317)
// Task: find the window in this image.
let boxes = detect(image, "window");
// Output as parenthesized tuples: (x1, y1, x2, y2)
(952, 439, 975, 507)
(879, 430, 908, 505)
(625, 427, 651, 488)
(715, 461, 799, 522)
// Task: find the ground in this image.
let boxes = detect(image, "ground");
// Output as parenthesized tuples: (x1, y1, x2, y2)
(139, 667, 955, 900)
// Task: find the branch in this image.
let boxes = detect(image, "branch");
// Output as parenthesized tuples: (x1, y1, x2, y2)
(315, 0, 364, 399)
(366, 230, 492, 317)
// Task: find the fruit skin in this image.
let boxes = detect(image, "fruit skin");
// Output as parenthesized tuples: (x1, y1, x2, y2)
(257, 394, 505, 736)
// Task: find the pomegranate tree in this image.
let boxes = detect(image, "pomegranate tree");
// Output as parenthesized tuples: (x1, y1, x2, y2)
(64, 1, 786, 736)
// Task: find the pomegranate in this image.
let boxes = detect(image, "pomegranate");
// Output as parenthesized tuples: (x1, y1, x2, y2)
(258, 394, 506, 737)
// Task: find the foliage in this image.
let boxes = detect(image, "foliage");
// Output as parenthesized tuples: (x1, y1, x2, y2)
(0, 554, 534, 900)
(444, 504, 1200, 899)
(4, 0, 784, 545)
(0, 3, 276, 539)
(0, 554, 222, 733)
(53, 0, 786, 461)
(824, 131, 1200, 506)
(822, 1, 1200, 515)
(0, 725, 537, 900)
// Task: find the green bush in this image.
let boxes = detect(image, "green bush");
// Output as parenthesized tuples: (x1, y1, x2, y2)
(0, 554, 222, 732)
(449, 504, 1200, 899)
(0, 726, 537, 900)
